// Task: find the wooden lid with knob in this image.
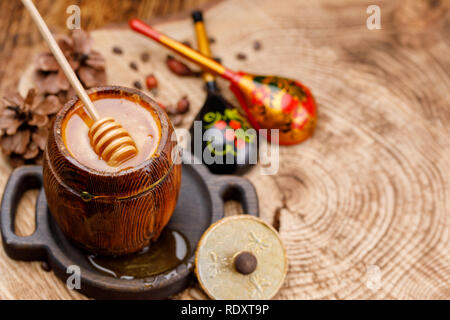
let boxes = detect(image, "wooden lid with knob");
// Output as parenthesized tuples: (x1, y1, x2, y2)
(195, 215, 287, 300)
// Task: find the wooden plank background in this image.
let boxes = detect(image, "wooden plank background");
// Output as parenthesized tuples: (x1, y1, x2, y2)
(0, 0, 449, 300)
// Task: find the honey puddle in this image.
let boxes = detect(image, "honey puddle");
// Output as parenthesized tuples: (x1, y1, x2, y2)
(87, 229, 190, 279)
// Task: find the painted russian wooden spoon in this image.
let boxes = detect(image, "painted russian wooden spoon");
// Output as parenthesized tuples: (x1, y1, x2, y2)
(22, 0, 138, 166)
(189, 11, 257, 174)
(129, 18, 317, 145)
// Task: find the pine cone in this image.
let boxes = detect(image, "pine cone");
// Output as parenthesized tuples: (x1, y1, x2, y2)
(34, 29, 106, 102)
(0, 89, 61, 167)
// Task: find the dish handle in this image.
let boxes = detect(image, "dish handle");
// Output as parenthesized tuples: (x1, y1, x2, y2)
(1, 165, 48, 261)
(214, 175, 259, 217)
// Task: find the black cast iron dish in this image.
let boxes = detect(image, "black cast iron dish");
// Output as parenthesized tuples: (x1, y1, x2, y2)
(0, 163, 259, 299)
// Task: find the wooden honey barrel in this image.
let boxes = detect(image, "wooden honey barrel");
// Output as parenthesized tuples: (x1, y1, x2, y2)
(43, 86, 182, 256)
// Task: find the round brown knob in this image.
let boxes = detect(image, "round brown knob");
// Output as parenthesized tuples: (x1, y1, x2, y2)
(233, 251, 257, 275)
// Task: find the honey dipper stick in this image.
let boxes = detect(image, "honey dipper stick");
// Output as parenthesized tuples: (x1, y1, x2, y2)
(22, 0, 138, 166)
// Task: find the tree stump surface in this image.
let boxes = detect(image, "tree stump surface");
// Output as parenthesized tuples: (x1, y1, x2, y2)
(0, 0, 449, 299)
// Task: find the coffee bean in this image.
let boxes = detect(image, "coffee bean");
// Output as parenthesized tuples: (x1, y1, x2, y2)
(253, 40, 262, 51)
(133, 81, 143, 89)
(236, 52, 247, 60)
(140, 52, 150, 63)
(129, 62, 138, 71)
(112, 46, 123, 54)
(176, 96, 190, 114)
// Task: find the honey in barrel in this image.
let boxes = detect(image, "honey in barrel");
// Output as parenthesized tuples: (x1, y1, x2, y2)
(63, 95, 161, 171)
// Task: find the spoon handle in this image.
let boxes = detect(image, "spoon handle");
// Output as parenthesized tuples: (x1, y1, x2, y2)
(129, 18, 238, 83)
(192, 11, 216, 86)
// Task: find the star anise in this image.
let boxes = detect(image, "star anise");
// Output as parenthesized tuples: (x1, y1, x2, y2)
(34, 29, 106, 102)
(0, 89, 61, 167)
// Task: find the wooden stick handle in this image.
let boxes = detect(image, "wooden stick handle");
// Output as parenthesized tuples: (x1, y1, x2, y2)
(192, 11, 216, 85)
(129, 18, 237, 83)
(21, 0, 100, 120)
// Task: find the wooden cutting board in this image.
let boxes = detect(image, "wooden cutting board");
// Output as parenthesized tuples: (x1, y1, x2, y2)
(1, 0, 449, 299)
